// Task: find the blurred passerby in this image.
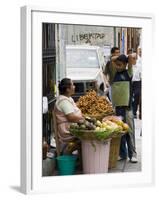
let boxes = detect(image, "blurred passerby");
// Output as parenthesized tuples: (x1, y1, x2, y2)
(132, 48, 142, 118)
(127, 48, 134, 54)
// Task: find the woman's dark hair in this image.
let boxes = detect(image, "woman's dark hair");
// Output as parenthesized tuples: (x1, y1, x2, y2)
(116, 54, 128, 64)
(58, 78, 72, 94)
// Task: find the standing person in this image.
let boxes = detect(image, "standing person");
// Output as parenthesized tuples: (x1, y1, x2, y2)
(127, 48, 134, 55)
(104, 47, 120, 100)
(132, 48, 142, 118)
(54, 78, 84, 154)
(111, 54, 138, 163)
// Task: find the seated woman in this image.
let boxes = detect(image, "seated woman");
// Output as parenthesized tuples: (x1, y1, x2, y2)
(54, 78, 84, 155)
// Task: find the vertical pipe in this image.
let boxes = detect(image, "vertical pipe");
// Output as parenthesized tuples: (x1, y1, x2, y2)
(113, 27, 116, 47)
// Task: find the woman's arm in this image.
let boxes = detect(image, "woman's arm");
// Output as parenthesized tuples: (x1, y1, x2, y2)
(66, 112, 84, 123)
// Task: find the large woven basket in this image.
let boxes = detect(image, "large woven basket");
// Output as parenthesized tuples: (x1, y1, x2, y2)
(108, 131, 127, 169)
(108, 136, 121, 169)
(70, 129, 114, 141)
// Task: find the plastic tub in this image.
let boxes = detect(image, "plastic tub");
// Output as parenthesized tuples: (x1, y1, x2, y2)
(81, 139, 111, 174)
(56, 155, 77, 175)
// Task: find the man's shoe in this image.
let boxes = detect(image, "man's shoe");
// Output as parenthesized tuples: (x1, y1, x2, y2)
(129, 157, 138, 163)
(117, 156, 127, 161)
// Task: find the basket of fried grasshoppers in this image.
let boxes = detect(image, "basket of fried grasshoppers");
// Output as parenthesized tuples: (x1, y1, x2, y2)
(76, 90, 115, 121)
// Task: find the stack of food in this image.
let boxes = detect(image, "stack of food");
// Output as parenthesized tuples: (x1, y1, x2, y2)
(76, 90, 114, 119)
(102, 115, 129, 137)
(69, 116, 129, 141)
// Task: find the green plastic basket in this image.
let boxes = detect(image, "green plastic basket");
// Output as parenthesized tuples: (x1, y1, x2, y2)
(56, 155, 77, 175)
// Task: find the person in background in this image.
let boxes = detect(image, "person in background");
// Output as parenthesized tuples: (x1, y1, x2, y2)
(104, 47, 120, 100)
(136, 47, 142, 65)
(111, 54, 138, 163)
(132, 48, 142, 119)
(54, 78, 84, 154)
(137, 47, 142, 120)
(104, 47, 120, 84)
(127, 48, 135, 55)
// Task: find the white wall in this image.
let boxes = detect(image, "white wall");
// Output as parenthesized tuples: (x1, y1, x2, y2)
(0, 0, 158, 199)
(63, 24, 114, 46)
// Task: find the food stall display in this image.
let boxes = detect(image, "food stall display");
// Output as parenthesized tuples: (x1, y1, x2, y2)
(70, 91, 130, 172)
(70, 116, 129, 173)
(76, 90, 114, 119)
(70, 116, 129, 141)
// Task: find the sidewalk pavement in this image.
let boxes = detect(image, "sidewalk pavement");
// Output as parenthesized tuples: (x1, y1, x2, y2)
(109, 118, 142, 173)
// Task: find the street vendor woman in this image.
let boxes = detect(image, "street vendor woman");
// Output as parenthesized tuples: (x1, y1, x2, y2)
(110, 54, 138, 163)
(54, 78, 84, 154)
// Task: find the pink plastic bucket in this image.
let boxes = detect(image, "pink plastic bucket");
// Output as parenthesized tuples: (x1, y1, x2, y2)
(81, 139, 110, 174)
